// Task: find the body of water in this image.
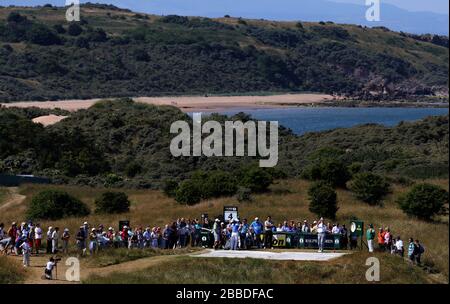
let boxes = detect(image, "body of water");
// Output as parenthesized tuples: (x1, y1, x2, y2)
(192, 107, 448, 135)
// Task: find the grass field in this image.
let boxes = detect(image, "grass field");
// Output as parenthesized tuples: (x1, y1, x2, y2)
(83, 252, 434, 284)
(0, 178, 448, 284)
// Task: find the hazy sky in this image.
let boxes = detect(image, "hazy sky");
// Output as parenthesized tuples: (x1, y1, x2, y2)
(1, 0, 448, 14)
(331, 0, 449, 14)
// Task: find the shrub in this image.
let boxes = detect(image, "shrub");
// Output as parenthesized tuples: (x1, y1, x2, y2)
(125, 162, 142, 178)
(239, 167, 273, 193)
(348, 172, 390, 205)
(26, 24, 61, 45)
(27, 190, 90, 220)
(397, 183, 448, 221)
(175, 179, 202, 205)
(67, 23, 83, 36)
(303, 158, 350, 188)
(201, 171, 238, 198)
(95, 191, 130, 214)
(162, 179, 179, 197)
(236, 187, 252, 202)
(308, 181, 338, 219)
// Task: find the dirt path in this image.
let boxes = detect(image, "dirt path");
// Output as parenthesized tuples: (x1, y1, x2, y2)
(13, 252, 195, 284)
(0, 187, 26, 211)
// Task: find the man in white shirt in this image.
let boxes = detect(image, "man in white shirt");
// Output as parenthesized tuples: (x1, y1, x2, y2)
(395, 236, 404, 257)
(51, 227, 59, 254)
(34, 224, 42, 254)
(316, 218, 326, 253)
(44, 257, 57, 280)
(331, 224, 340, 234)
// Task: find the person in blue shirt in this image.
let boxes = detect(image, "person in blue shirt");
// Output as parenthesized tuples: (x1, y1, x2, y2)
(230, 219, 240, 250)
(239, 219, 249, 249)
(250, 217, 263, 249)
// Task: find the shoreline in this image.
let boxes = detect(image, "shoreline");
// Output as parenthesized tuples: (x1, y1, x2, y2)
(0, 93, 334, 112)
(1, 94, 448, 113)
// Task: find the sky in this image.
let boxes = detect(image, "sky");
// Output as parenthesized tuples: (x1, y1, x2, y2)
(331, 0, 449, 14)
(1, 0, 448, 14)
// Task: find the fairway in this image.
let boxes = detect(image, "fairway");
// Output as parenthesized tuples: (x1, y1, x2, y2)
(191, 249, 348, 261)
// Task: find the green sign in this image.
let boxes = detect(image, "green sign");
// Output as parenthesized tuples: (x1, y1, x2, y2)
(350, 220, 364, 237)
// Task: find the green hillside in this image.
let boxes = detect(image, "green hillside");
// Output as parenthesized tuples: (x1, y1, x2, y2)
(0, 3, 448, 102)
(0, 99, 448, 187)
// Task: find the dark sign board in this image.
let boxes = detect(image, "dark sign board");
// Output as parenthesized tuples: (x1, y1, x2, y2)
(223, 206, 238, 222)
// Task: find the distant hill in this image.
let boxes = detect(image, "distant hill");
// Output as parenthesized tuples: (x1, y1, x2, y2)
(0, 4, 448, 102)
(1, 99, 448, 187)
(3, 0, 449, 35)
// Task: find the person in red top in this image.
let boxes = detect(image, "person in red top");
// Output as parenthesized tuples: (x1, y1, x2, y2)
(377, 227, 385, 251)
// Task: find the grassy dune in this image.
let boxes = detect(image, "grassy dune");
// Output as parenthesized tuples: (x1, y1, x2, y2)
(0, 178, 448, 283)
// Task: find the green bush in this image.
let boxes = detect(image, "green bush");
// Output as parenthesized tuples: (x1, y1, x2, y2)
(239, 167, 274, 193)
(95, 191, 130, 214)
(397, 183, 448, 221)
(303, 158, 350, 188)
(200, 171, 238, 198)
(67, 23, 83, 36)
(27, 190, 90, 220)
(308, 181, 338, 219)
(162, 179, 179, 197)
(348, 172, 390, 205)
(175, 179, 202, 205)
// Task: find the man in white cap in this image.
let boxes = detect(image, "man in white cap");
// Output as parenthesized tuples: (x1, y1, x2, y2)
(61, 228, 70, 254)
(250, 217, 263, 249)
(76, 226, 86, 256)
(46, 226, 53, 254)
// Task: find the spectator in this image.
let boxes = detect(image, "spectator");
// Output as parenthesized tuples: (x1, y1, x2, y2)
(340, 224, 348, 249)
(415, 240, 424, 265)
(212, 219, 221, 250)
(301, 220, 310, 233)
(239, 219, 249, 250)
(331, 224, 340, 234)
(46, 226, 53, 254)
(408, 237, 417, 264)
(366, 224, 375, 253)
(377, 227, 385, 251)
(264, 216, 274, 249)
(19, 238, 31, 267)
(76, 226, 86, 256)
(89, 228, 97, 254)
(384, 227, 392, 252)
(250, 217, 263, 249)
(395, 236, 404, 257)
(51, 227, 59, 254)
(61, 228, 70, 254)
(34, 224, 43, 255)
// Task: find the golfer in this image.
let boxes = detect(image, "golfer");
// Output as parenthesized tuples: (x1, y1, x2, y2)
(317, 218, 326, 253)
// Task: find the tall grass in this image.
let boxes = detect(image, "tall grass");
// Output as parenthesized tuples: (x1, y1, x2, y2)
(0, 256, 26, 284)
(84, 253, 433, 284)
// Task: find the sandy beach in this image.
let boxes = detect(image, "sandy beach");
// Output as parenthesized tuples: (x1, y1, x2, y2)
(1, 93, 334, 112)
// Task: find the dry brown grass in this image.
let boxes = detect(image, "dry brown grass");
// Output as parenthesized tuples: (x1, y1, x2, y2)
(0, 178, 448, 282)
